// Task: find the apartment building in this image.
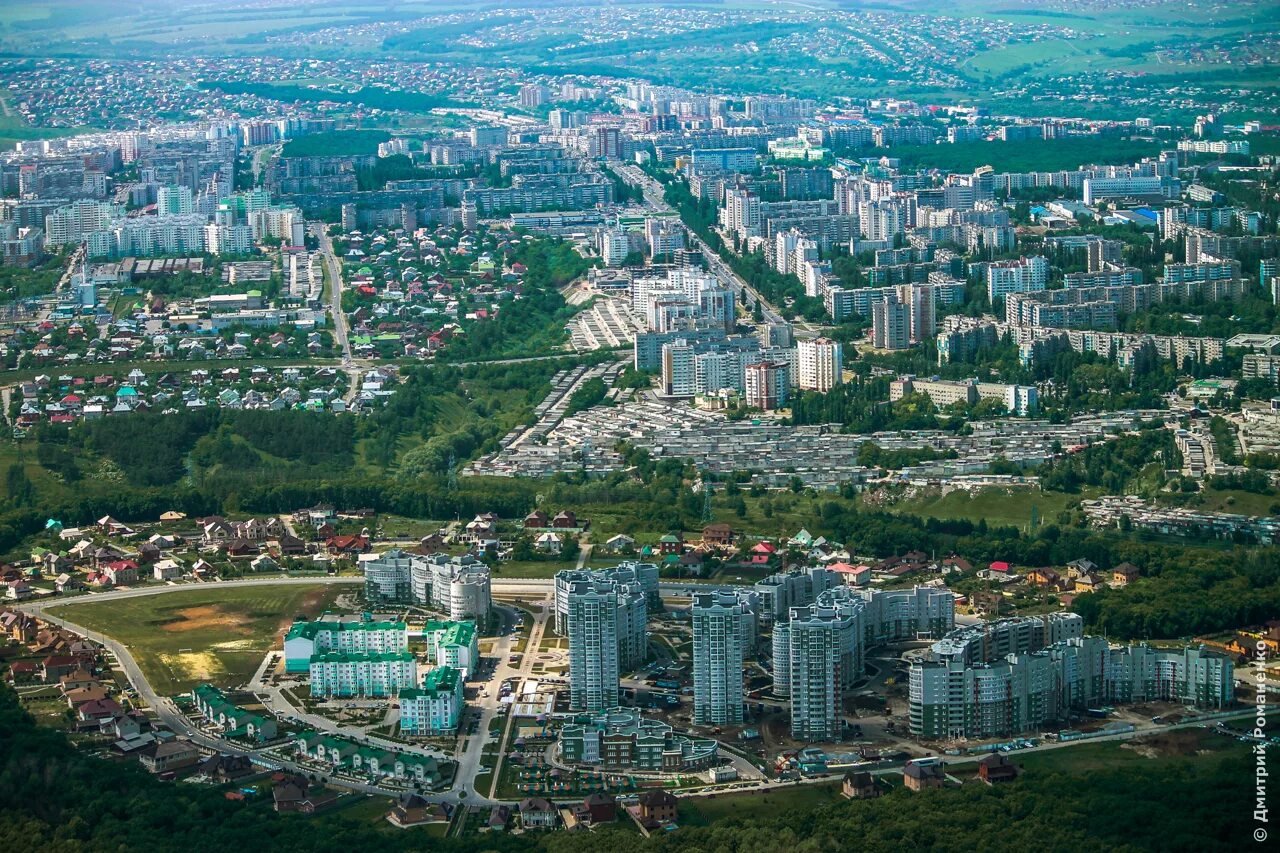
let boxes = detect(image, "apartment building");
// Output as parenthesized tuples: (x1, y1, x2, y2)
(796, 337, 843, 392)
(691, 588, 756, 725)
(422, 620, 479, 677)
(399, 666, 464, 734)
(562, 572, 649, 711)
(910, 639, 1234, 740)
(559, 708, 719, 771)
(986, 256, 1048, 303)
(283, 614, 409, 673)
(309, 651, 417, 698)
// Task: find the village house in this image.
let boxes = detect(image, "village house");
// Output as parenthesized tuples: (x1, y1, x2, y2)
(903, 760, 946, 792)
(842, 770, 880, 799)
(519, 797, 559, 829)
(634, 789, 679, 827)
(978, 753, 1019, 785)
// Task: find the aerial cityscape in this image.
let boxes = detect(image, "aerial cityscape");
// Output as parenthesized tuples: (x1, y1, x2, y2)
(0, 0, 1277, 850)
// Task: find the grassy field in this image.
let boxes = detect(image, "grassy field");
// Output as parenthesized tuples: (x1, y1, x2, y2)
(875, 486, 1101, 529)
(50, 584, 344, 695)
(1005, 727, 1247, 777)
(679, 780, 844, 826)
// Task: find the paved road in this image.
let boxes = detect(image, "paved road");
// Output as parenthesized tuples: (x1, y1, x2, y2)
(313, 222, 352, 364)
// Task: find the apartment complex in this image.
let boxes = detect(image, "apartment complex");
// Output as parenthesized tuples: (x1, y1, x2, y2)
(910, 640, 1234, 740)
(559, 708, 719, 772)
(283, 614, 409, 673)
(309, 651, 417, 698)
(360, 550, 492, 622)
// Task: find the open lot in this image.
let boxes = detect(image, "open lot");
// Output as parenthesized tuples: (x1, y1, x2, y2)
(50, 584, 343, 695)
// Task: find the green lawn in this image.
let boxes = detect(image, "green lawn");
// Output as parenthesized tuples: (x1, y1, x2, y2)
(49, 584, 344, 695)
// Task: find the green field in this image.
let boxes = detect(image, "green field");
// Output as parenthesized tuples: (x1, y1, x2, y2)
(49, 584, 344, 695)
(679, 781, 844, 826)
(876, 486, 1100, 529)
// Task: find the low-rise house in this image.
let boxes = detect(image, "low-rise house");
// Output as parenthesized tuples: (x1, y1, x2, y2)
(577, 791, 617, 824)
(903, 760, 946, 791)
(388, 794, 449, 827)
(77, 697, 123, 722)
(153, 559, 184, 581)
(486, 804, 511, 832)
(200, 754, 255, 783)
(519, 797, 558, 829)
(842, 770, 881, 799)
(635, 790, 678, 826)
(1112, 562, 1141, 586)
(701, 523, 733, 546)
(978, 753, 1019, 785)
(139, 739, 201, 775)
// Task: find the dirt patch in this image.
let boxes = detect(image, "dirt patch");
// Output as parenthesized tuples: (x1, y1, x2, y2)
(1123, 729, 1208, 759)
(159, 605, 251, 635)
(275, 589, 335, 635)
(159, 651, 226, 681)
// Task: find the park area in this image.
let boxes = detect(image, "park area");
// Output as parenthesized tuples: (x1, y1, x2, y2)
(49, 584, 344, 695)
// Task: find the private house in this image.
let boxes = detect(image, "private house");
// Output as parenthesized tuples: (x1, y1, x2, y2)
(200, 754, 254, 782)
(1025, 567, 1061, 588)
(658, 533, 684, 556)
(389, 794, 449, 828)
(102, 560, 140, 586)
(523, 511, 549, 529)
(0, 610, 37, 643)
(1073, 573, 1104, 593)
(701, 523, 733, 547)
(534, 531, 563, 555)
(77, 697, 123, 722)
(42, 655, 79, 682)
(903, 760, 946, 791)
(486, 805, 512, 832)
(55, 573, 83, 593)
(153, 559, 183, 581)
(551, 511, 578, 529)
(519, 797, 558, 829)
(1112, 562, 1141, 587)
(635, 789, 678, 826)
(978, 753, 1019, 785)
(139, 739, 200, 775)
(603, 534, 635, 554)
(842, 770, 880, 799)
(58, 668, 98, 692)
(577, 792, 616, 824)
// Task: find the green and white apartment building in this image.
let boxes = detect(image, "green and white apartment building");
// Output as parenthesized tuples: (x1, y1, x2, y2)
(910, 616, 1236, 741)
(399, 665, 465, 735)
(420, 620, 479, 677)
(309, 651, 418, 698)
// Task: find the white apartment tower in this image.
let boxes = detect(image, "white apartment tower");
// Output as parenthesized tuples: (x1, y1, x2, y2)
(691, 589, 753, 725)
(796, 337, 843, 392)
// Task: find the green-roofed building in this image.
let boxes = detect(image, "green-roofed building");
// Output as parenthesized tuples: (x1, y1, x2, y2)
(400, 666, 464, 735)
(422, 620, 478, 677)
(283, 613, 408, 673)
(309, 650, 417, 698)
